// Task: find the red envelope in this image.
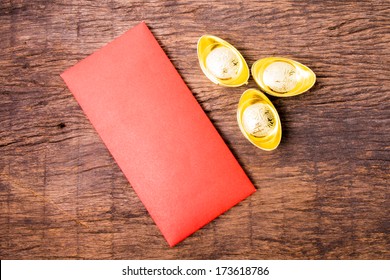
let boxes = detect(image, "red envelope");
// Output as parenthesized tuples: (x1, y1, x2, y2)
(61, 22, 256, 246)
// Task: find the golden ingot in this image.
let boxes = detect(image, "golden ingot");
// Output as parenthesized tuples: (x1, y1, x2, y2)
(197, 35, 249, 87)
(237, 88, 282, 151)
(252, 57, 316, 97)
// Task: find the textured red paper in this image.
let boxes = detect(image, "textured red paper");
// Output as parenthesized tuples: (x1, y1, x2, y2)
(61, 22, 256, 246)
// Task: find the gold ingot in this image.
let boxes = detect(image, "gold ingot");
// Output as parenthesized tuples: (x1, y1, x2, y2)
(252, 57, 316, 97)
(197, 35, 249, 87)
(237, 89, 282, 151)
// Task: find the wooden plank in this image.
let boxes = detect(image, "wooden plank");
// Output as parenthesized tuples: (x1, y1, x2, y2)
(0, 0, 389, 259)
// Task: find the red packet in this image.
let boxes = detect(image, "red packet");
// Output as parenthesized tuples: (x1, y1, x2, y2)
(61, 22, 256, 246)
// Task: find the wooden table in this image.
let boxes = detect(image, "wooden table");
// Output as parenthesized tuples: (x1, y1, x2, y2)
(1, 0, 389, 259)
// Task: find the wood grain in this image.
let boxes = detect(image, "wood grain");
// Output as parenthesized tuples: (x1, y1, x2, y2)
(0, 0, 389, 259)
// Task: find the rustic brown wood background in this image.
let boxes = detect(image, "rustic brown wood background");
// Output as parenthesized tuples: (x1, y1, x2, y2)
(1, 0, 389, 260)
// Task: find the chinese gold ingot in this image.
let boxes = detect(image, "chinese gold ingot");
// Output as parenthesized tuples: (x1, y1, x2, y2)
(252, 57, 316, 97)
(197, 35, 249, 87)
(237, 89, 282, 151)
